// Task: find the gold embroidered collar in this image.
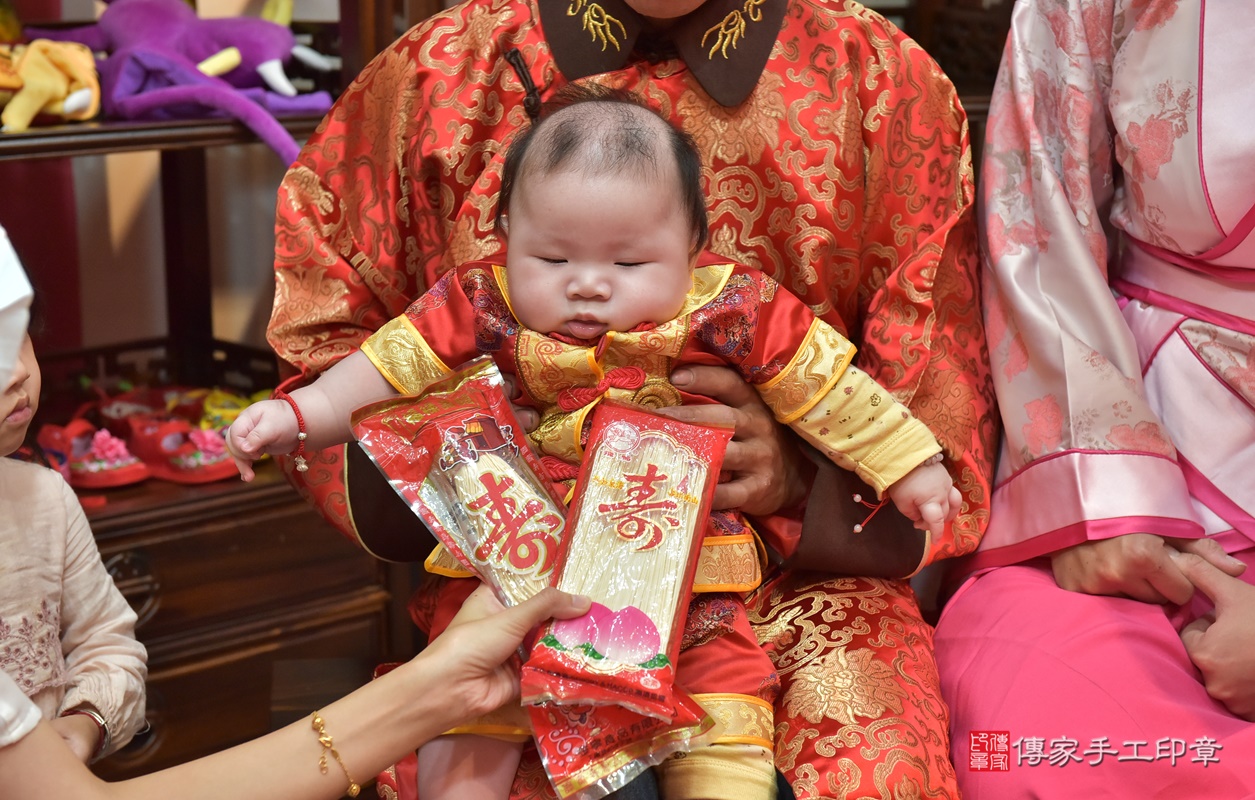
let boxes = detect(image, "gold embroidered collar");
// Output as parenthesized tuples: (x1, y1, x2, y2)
(535, 0, 788, 107)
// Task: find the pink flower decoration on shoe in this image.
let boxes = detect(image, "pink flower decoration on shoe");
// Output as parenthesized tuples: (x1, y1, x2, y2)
(188, 428, 226, 458)
(89, 429, 138, 465)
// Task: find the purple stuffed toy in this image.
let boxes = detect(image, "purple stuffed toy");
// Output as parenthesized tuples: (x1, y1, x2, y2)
(28, 0, 333, 164)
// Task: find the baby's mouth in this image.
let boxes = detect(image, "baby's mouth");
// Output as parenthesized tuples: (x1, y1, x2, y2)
(565, 319, 608, 339)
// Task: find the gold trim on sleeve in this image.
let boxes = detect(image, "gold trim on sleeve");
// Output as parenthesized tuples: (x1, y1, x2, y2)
(695, 693, 775, 749)
(360, 315, 451, 395)
(691, 533, 762, 593)
(758, 319, 856, 424)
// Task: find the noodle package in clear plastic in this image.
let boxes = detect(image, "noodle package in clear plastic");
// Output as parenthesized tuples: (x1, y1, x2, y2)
(350, 358, 567, 605)
(519, 402, 732, 721)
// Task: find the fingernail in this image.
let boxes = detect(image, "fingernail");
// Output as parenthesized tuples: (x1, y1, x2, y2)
(670, 369, 692, 386)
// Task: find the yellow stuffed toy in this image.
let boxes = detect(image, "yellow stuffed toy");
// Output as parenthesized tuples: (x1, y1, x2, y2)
(0, 39, 99, 132)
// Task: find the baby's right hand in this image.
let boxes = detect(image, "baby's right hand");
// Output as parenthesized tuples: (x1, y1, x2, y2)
(885, 458, 960, 538)
(224, 399, 300, 481)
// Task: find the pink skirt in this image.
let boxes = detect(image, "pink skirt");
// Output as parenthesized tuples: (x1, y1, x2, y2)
(935, 551, 1255, 798)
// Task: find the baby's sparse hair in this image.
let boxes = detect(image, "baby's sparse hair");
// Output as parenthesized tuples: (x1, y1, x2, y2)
(495, 85, 709, 254)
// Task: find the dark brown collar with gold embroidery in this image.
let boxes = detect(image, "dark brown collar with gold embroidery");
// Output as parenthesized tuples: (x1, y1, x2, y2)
(536, 0, 787, 107)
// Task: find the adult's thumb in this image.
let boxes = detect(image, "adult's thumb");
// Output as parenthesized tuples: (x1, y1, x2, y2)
(509, 588, 591, 631)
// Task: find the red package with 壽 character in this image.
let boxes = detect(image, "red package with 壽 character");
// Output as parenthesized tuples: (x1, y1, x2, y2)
(519, 402, 732, 721)
(350, 358, 567, 605)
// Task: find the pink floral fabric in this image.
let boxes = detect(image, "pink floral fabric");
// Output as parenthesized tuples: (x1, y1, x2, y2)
(968, 0, 1255, 567)
(937, 3, 1255, 795)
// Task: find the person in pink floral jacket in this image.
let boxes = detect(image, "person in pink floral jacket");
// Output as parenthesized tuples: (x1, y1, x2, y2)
(933, 0, 1255, 796)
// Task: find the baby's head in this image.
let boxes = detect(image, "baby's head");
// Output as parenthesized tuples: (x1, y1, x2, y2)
(496, 85, 709, 341)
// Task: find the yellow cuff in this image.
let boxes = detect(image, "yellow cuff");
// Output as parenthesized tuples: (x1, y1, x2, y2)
(658, 742, 777, 800)
(694, 693, 775, 749)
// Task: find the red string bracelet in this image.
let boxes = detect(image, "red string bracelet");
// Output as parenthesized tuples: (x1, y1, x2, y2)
(273, 389, 309, 472)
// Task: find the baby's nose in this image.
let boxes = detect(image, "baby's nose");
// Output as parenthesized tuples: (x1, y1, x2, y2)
(567, 268, 611, 299)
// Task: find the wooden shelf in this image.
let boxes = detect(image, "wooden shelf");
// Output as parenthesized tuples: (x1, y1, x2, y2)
(0, 115, 322, 161)
(82, 459, 294, 537)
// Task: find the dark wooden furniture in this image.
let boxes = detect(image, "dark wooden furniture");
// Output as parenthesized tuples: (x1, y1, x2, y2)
(86, 462, 400, 780)
(0, 117, 419, 783)
(914, 0, 1012, 97)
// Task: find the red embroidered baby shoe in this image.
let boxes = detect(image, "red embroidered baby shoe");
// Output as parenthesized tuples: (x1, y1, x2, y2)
(36, 419, 150, 489)
(124, 413, 239, 484)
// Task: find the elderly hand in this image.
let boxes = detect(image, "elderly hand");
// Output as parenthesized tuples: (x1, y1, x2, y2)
(1174, 551, 1255, 721)
(658, 365, 811, 515)
(1051, 534, 1246, 605)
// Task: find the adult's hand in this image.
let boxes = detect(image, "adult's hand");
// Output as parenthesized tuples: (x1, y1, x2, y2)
(1051, 534, 1246, 605)
(1174, 551, 1255, 721)
(425, 586, 590, 721)
(659, 365, 810, 516)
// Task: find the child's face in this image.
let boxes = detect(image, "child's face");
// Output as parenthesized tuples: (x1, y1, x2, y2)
(504, 168, 696, 340)
(1, 334, 40, 457)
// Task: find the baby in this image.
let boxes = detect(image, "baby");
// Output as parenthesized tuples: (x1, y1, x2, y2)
(229, 85, 958, 799)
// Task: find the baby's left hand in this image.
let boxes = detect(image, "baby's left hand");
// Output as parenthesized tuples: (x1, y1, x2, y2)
(885, 458, 961, 537)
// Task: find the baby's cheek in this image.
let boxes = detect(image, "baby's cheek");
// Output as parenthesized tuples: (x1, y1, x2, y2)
(511, 285, 556, 330)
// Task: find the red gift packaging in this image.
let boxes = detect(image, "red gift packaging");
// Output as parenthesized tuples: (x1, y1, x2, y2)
(350, 358, 567, 604)
(520, 402, 733, 721)
(528, 691, 717, 799)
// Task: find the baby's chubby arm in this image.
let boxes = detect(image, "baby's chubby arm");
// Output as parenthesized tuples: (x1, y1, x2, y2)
(226, 351, 397, 480)
(884, 458, 961, 538)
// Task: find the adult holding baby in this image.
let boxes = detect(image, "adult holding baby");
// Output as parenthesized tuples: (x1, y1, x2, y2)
(265, 2, 995, 797)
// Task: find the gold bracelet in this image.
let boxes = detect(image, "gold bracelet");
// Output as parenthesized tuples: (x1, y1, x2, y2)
(311, 712, 361, 797)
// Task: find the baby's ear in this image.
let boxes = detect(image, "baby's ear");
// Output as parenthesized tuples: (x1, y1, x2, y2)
(498, 214, 510, 237)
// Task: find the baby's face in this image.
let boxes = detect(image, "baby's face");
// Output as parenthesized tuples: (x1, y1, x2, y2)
(504, 168, 696, 341)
